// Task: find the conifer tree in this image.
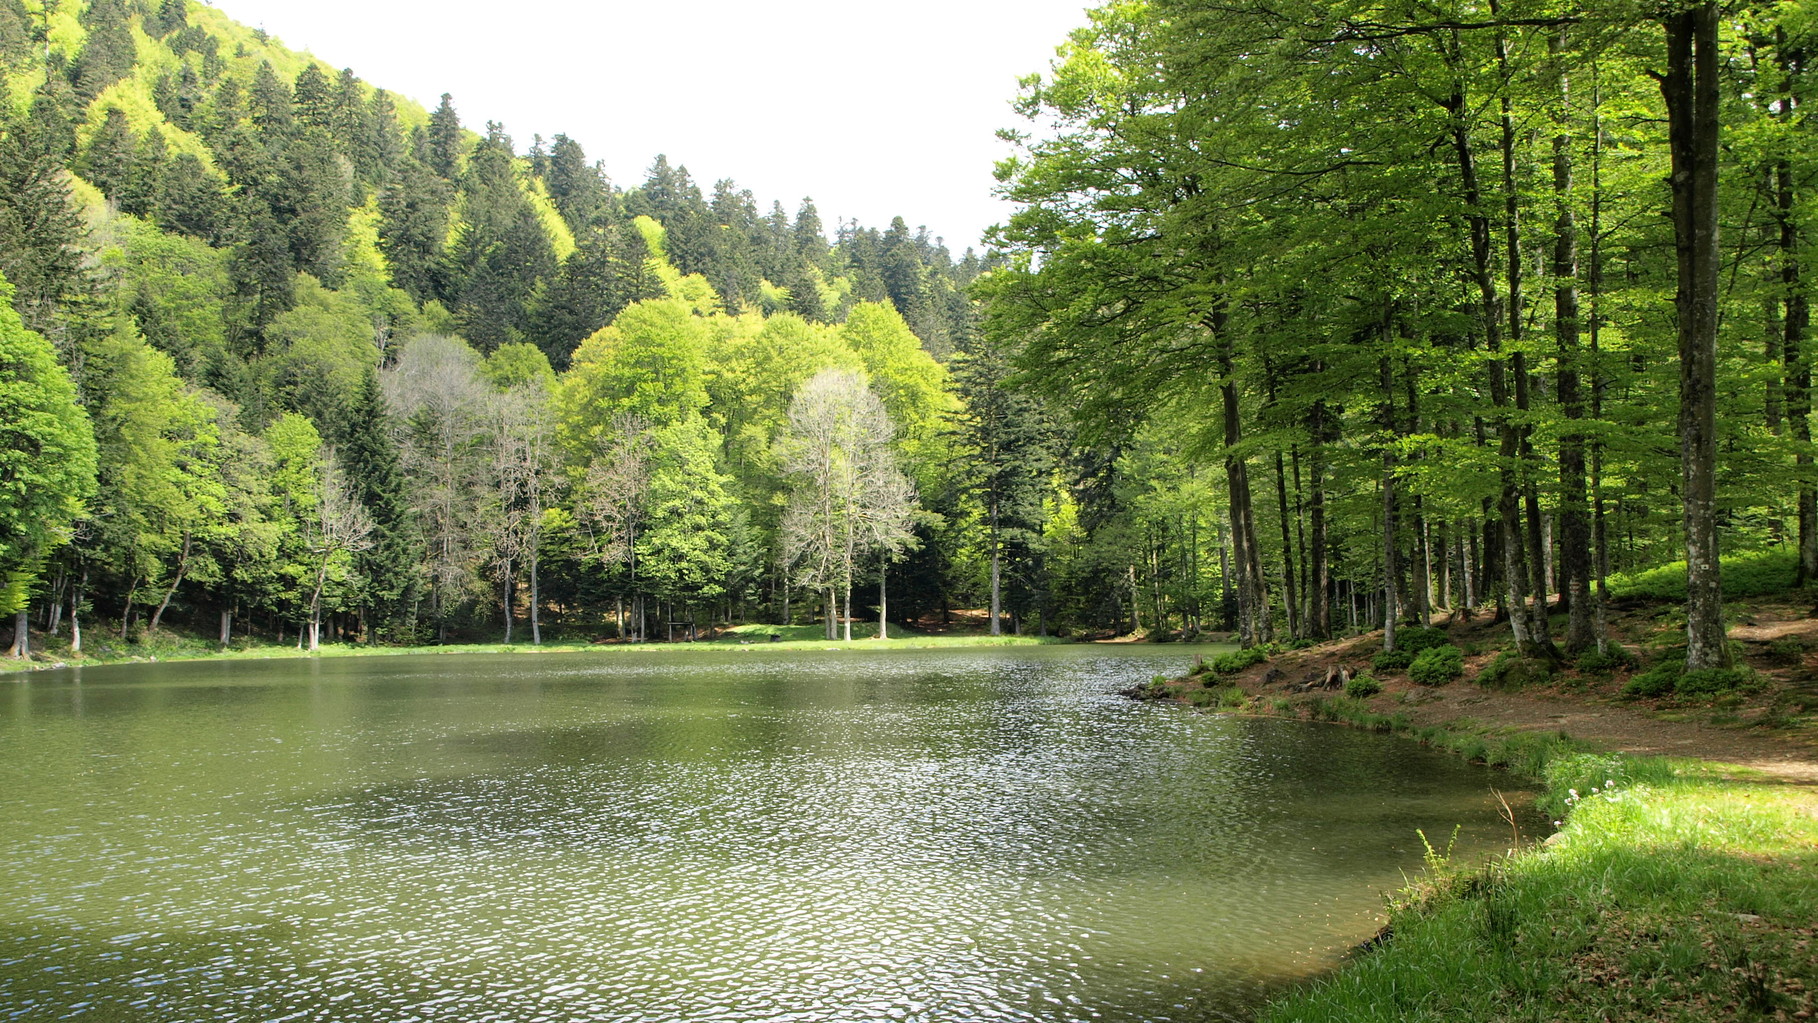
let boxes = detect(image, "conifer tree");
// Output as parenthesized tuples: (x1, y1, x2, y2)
(69, 0, 135, 101)
(427, 93, 464, 178)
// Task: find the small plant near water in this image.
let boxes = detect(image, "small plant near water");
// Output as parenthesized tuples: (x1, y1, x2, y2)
(1373, 626, 1453, 675)
(1409, 645, 1464, 686)
(1345, 673, 1383, 699)
(1212, 644, 1269, 675)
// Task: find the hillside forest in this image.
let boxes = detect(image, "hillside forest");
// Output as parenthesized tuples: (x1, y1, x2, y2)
(1, 0, 1813, 671)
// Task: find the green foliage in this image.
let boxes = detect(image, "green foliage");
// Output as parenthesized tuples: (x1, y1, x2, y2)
(1606, 549, 1801, 602)
(1408, 645, 1464, 686)
(1212, 644, 1269, 674)
(1372, 648, 1413, 673)
(1575, 645, 1638, 675)
(1395, 626, 1454, 654)
(0, 273, 96, 613)
(1623, 655, 1685, 699)
(1476, 651, 1552, 691)
(1344, 673, 1382, 699)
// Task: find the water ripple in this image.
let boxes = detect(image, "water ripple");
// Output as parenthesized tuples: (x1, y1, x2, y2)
(1, 647, 1533, 1022)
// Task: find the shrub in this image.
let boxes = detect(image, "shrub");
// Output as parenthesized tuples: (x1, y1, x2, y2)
(1409, 645, 1465, 686)
(1478, 651, 1552, 690)
(1396, 625, 1454, 654)
(1575, 645, 1637, 675)
(1345, 673, 1382, 699)
(1622, 661, 1681, 699)
(1676, 666, 1760, 699)
(1212, 645, 1269, 675)
(1373, 648, 1415, 673)
(1622, 648, 1687, 699)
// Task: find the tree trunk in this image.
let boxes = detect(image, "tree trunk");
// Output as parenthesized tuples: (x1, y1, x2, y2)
(1554, 31, 1597, 656)
(1776, 29, 1817, 587)
(1662, 3, 1728, 669)
(878, 557, 888, 640)
(8, 609, 27, 658)
(69, 570, 85, 655)
(530, 550, 541, 645)
(1307, 402, 1331, 638)
(1445, 53, 1554, 661)
(220, 608, 232, 647)
(1380, 352, 1399, 652)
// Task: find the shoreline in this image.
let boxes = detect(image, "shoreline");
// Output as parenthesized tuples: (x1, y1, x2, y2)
(1136, 627, 1818, 1022)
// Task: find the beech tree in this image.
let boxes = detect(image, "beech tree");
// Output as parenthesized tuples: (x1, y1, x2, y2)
(0, 273, 95, 655)
(780, 369, 917, 640)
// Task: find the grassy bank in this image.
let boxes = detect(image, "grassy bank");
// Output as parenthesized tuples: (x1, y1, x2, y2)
(1260, 746, 1818, 1022)
(0, 620, 1069, 673)
(1149, 673, 1818, 1021)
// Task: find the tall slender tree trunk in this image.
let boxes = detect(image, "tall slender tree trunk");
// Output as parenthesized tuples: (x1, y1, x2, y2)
(878, 557, 888, 640)
(69, 569, 86, 655)
(1212, 304, 1270, 646)
(530, 550, 541, 645)
(1662, 3, 1728, 670)
(1380, 350, 1399, 651)
(1554, 31, 1598, 655)
(1307, 402, 1331, 638)
(1445, 52, 1555, 660)
(1775, 29, 1818, 587)
(8, 609, 27, 659)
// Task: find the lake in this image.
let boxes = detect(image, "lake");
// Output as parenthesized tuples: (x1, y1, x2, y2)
(0, 645, 1529, 1022)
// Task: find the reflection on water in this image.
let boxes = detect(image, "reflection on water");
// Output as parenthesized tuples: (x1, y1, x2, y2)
(0, 646, 1532, 1021)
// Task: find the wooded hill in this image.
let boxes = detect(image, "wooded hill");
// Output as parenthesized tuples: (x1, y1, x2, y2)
(0, 0, 1001, 649)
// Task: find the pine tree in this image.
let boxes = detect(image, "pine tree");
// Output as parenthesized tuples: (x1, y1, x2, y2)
(427, 93, 464, 178)
(249, 61, 295, 135)
(337, 366, 418, 642)
(544, 133, 606, 231)
(0, 117, 94, 342)
(70, 0, 135, 101)
(79, 107, 137, 199)
(378, 156, 451, 304)
(292, 64, 335, 134)
(0, 0, 30, 62)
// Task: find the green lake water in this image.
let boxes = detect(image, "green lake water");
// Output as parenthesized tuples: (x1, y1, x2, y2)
(0, 645, 1531, 1022)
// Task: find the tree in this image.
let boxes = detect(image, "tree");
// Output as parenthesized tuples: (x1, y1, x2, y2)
(952, 333, 1057, 635)
(780, 369, 918, 640)
(1662, 2, 1727, 671)
(384, 334, 489, 640)
(0, 273, 96, 655)
(427, 93, 464, 178)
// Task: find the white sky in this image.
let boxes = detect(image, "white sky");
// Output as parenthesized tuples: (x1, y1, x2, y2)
(205, 0, 1092, 251)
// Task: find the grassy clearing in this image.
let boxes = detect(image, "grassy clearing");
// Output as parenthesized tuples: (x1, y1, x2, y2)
(1258, 737, 1818, 1022)
(0, 621, 1066, 673)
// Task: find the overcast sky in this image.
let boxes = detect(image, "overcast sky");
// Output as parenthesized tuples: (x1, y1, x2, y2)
(206, 0, 1092, 251)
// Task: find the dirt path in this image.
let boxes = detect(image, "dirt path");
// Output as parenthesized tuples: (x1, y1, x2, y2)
(1222, 615, 1818, 784)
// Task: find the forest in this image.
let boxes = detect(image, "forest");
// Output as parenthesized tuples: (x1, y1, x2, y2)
(1, 0, 1812, 671)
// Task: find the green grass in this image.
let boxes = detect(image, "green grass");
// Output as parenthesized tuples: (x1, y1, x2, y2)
(1, 621, 1068, 672)
(1607, 548, 1803, 602)
(1260, 744, 1818, 1022)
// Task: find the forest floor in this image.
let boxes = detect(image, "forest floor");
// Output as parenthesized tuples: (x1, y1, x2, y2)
(1142, 593, 1818, 782)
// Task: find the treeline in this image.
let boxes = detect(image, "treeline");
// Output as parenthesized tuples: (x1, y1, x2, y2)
(985, 0, 1813, 668)
(0, 0, 1019, 651)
